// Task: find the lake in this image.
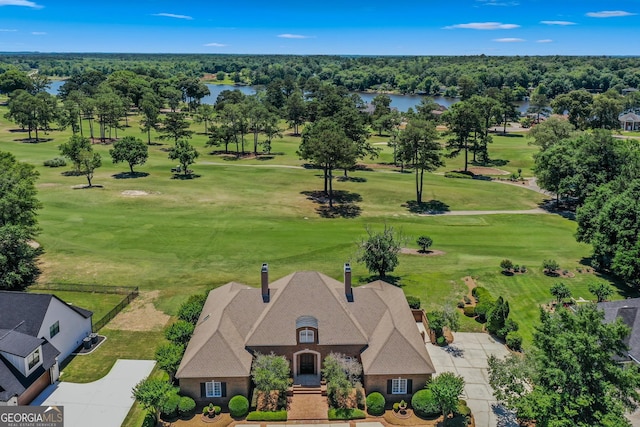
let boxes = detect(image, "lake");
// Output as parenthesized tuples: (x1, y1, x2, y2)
(47, 81, 530, 113)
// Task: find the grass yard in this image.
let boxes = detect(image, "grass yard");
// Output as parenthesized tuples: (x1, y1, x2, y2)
(28, 289, 125, 321)
(0, 106, 630, 358)
(59, 328, 166, 383)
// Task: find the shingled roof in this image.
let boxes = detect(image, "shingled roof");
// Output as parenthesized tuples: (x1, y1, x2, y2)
(599, 298, 640, 363)
(176, 271, 434, 379)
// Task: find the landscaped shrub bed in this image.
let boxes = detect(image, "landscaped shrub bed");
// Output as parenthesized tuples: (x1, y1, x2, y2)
(328, 408, 367, 420)
(161, 393, 181, 419)
(366, 392, 385, 416)
(228, 395, 249, 418)
(445, 171, 474, 179)
(246, 410, 287, 421)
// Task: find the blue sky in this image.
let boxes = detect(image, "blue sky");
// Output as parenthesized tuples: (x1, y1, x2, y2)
(0, 0, 638, 55)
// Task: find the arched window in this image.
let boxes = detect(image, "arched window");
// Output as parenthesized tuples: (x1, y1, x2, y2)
(296, 316, 318, 344)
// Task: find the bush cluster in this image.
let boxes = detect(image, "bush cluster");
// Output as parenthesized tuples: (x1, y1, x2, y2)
(43, 157, 66, 167)
(411, 389, 439, 418)
(327, 408, 367, 420)
(406, 295, 421, 309)
(228, 395, 249, 418)
(202, 405, 221, 416)
(445, 171, 473, 179)
(506, 331, 523, 351)
(365, 392, 385, 416)
(246, 410, 288, 421)
(472, 287, 495, 322)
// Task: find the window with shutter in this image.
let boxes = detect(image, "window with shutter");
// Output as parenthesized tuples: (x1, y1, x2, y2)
(391, 378, 407, 394)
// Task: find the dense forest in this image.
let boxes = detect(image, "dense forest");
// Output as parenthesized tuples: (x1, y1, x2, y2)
(1, 53, 640, 96)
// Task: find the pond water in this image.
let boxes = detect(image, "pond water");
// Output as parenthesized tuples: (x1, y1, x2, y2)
(47, 81, 530, 113)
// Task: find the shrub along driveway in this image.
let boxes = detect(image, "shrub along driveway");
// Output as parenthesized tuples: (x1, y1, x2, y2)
(425, 332, 516, 427)
(32, 359, 155, 427)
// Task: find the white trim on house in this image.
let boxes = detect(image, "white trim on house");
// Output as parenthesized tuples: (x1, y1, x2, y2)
(205, 381, 222, 398)
(391, 378, 408, 394)
(292, 349, 321, 376)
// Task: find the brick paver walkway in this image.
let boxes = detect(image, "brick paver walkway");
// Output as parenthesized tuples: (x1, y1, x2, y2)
(287, 392, 329, 420)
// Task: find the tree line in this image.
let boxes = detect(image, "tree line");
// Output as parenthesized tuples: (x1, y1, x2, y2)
(2, 53, 640, 97)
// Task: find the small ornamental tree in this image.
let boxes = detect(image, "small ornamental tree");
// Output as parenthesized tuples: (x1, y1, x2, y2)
(550, 282, 571, 304)
(251, 353, 290, 411)
(542, 259, 560, 275)
(155, 343, 184, 383)
(357, 224, 403, 279)
(132, 377, 176, 424)
(417, 236, 433, 253)
(589, 282, 614, 303)
(428, 372, 465, 425)
(78, 148, 101, 187)
(500, 259, 514, 273)
(169, 139, 199, 176)
(109, 135, 148, 173)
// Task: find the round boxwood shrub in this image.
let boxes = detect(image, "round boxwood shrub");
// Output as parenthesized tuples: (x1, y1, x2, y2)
(161, 393, 180, 419)
(411, 389, 440, 418)
(463, 306, 476, 317)
(228, 395, 249, 418)
(366, 392, 385, 416)
(178, 396, 195, 417)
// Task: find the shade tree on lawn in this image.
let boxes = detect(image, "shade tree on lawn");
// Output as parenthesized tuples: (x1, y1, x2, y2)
(132, 377, 177, 425)
(168, 140, 199, 177)
(109, 136, 148, 174)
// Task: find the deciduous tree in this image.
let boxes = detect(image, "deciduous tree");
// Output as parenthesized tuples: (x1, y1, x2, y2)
(132, 377, 176, 425)
(357, 224, 403, 279)
(168, 139, 199, 176)
(109, 136, 148, 174)
(428, 372, 465, 426)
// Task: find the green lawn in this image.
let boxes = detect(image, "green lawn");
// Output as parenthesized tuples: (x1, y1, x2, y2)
(0, 107, 629, 358)
(28, 289, 125, 321)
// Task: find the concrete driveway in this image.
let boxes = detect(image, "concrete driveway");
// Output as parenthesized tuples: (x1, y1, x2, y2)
(425, 332, 517, 427)
(32, 359, 155, 427)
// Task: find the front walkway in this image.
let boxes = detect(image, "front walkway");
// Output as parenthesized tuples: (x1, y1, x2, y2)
(31, 359, 155, 427)
(425, 333, 517, 427)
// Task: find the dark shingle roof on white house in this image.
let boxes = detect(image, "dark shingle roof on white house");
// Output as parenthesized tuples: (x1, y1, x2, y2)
(599, 298, 640, 363)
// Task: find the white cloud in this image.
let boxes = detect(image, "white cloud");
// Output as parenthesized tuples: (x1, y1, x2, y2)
(0, 29, 18, 32)
(493, 37, 525, 42)
(152, 13, 193, 20)
(540, 20, 576, 25)
(586, 10, 636, 18)
(31, 31, 46, 35)
(277, 34, 313, 39)
(0, 0, 42, 8)
(444, 22, 520, 30)
(537, 39, 553, 43)
(204, 42, 227, 47)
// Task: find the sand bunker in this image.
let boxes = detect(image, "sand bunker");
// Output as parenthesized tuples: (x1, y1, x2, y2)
(121, 190, 149, 196)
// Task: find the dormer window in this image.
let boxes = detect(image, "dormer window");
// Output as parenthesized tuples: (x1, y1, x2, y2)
(296, 315, 318, 345)
(299, 329, 315, 343)
(27, 348, 40, 371)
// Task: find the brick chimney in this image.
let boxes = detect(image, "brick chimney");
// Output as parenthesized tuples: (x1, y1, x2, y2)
(344, 263, 353, 302)
(261, 263, 269, 303)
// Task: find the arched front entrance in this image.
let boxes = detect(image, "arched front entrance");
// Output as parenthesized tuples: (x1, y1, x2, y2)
(292, 350, 321, 385)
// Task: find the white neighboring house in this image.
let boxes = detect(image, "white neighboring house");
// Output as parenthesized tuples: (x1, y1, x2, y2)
(0, 291, 93, 405)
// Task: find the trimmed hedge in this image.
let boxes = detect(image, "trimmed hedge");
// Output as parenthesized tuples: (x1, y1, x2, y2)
(328, 408, 367, 420)
(411, 389, 440, 418)
(43, 157, 66, 167)
(228, 395, 249, 418)
(178, 396, 195, 416)
(366, 392, 385, 416)
(246, 410, 288, 421)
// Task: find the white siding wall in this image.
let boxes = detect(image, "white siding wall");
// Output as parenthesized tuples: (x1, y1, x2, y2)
(0, 351, 27, 376)
(38, 298, 92, 362)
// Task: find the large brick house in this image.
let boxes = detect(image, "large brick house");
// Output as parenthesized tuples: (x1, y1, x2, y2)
(176, 265, 435, 406)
